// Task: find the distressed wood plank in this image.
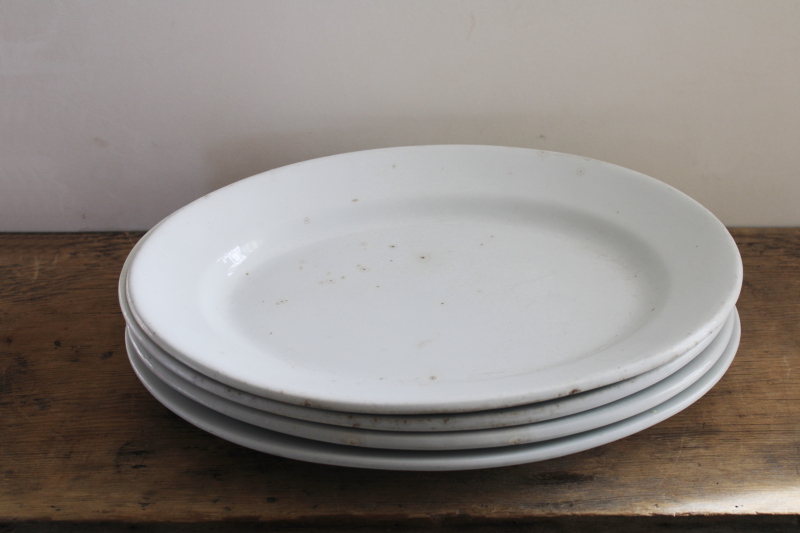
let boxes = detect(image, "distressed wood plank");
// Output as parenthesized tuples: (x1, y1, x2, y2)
(1, 229, 798, 526)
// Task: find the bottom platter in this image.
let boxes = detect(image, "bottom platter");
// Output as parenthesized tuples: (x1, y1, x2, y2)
(126, 309, 740, 471)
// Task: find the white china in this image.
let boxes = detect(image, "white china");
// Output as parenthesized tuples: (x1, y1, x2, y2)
(127, 309, 735, 451)
(126, 146, 742, 414)
(126, 310, 740, 470)
(118, 166, 728, 432)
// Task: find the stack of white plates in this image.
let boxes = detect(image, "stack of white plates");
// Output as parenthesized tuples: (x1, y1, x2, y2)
(121, 145, 742, 471)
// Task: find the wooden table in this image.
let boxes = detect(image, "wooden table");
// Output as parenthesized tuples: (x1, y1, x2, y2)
(1, 230, 799, 532)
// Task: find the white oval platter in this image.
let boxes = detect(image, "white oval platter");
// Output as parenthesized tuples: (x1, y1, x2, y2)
(126, 310, 740, 470)
(126, 145, 742, 414)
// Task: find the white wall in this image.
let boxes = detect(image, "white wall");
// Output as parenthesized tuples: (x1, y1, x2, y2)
(2, 0, 799, 230)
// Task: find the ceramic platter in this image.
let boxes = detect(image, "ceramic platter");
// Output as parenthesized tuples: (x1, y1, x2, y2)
(126, 146, 742, 414)
(128, 309, 735, 451)
(126, 310, 740, 470)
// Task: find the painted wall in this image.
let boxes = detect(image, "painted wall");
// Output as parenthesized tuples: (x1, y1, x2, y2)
(2, 0, 799, 230)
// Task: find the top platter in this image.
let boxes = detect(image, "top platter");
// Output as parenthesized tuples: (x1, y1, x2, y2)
(126, 145, 742, 414)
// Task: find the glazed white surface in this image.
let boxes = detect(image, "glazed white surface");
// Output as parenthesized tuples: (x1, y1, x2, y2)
(126, 146, 742, 413)
(125, 309, 741, 470)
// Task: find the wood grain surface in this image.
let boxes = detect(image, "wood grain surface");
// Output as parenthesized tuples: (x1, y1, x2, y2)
(1, 230, 799, 530)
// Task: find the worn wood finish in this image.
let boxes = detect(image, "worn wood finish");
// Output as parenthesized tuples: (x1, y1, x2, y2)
(1, 230, 799, 528)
